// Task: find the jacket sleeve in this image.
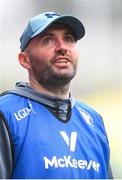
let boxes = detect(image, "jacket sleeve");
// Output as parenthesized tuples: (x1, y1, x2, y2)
(0, 111, 14, 178)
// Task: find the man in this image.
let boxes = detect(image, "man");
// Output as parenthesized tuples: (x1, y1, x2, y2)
(0, 12, 113, 178)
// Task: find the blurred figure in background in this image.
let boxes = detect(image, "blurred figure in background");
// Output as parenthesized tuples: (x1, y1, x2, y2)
(0, 11, 113, 179)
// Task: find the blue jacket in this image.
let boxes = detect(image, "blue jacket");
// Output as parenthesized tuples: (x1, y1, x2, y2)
(0, 91, 110, 179)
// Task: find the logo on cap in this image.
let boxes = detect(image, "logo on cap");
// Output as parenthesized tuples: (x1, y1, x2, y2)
(45, 13, 60, 18)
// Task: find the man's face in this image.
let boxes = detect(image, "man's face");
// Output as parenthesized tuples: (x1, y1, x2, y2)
(26, 23, 79, 89)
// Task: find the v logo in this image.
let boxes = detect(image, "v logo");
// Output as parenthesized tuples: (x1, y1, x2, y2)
(60, 131, 77, 152)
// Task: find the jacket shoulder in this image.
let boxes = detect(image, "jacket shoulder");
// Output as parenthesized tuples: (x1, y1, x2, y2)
(0, 93, 28, 117)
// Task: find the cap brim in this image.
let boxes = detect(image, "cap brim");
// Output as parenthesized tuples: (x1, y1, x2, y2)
(31, 15, 85, 41)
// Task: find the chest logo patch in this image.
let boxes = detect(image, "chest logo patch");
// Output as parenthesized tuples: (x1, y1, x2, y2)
(60, 131, 77, 152)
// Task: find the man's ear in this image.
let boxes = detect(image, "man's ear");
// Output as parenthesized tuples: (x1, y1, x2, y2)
(18, 52, 31, 70)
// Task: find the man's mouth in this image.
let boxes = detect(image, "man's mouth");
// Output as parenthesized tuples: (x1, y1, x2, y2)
(56, 59, 68, 64)
(54, 56, 70, 63)
(53, 57, 70, 68)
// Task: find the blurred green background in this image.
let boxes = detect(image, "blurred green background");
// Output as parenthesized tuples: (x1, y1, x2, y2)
(0, 0, 122, 178)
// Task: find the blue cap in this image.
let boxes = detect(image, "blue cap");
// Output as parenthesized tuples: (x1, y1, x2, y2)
(20, 12, 85, 51)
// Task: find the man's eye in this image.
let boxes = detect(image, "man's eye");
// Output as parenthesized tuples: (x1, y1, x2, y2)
(65, 35, 75, 42)
(42, 37, 54, 45)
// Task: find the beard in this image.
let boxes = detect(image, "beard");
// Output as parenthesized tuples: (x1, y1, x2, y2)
(29, 53, 78, 91)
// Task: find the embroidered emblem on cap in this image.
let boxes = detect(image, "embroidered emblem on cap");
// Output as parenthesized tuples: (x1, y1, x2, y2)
(45, 13, 60, 18)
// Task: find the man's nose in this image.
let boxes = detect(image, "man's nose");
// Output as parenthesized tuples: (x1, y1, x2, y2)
(55, 38, 67, 54)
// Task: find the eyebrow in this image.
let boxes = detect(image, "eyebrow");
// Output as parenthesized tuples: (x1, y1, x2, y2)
(39, 31, 75, 39)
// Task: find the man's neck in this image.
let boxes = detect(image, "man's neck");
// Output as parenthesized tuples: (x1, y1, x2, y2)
(29, 80, 70, 99)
